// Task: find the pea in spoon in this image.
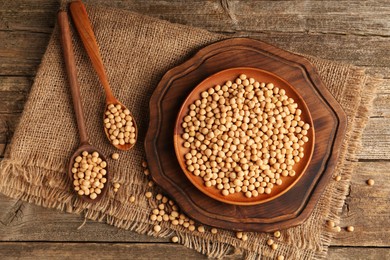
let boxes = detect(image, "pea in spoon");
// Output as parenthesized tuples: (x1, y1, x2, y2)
(58, 11, 109, 203)
(69, 0, 138, 151)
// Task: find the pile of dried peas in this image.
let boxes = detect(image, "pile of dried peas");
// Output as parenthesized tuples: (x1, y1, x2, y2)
(104, 103, 136, 146)
(72, 151, 107, 200)
(181, 74, 310, 198)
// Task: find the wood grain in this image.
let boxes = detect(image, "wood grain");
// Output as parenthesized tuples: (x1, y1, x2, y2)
(69, 1, 116, 104)
(0, 242, 207, 259)
(0, 194, 166, 243)
(333, 162, 390, 247)
(58, 11, 89, 146)
(0, 242, 389, 260)
(0, 0, 389, 258)
(3, 1, 389, 36)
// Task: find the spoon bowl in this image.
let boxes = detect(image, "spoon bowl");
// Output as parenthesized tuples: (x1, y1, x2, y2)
(68, 143, 110, 203)
(103, 100, 138, 151)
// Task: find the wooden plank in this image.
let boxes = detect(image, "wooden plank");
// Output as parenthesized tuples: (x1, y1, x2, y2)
(359, 118, 390, 160)
(0, 31, 52, 76)
(0, 242, 389, 259)
(0, 194, 165, 243)
(1, 0, 389, 36)
(0, 77, 32, 92)
(356, 69, 389, 120)
(0, 32, 389, 77)
(0, 114, 20, 145)
(0, 162, 389, 246)
(0, 77, 32, 114)
(0, 1, 389, 76)
(0, 242, 210, 260)
(0, 95, 27, 114)
(333, 162, 390, 246)
(0, 1, 58, 33)
(245, 33, 390, 68)
(328, 247, 390, 260)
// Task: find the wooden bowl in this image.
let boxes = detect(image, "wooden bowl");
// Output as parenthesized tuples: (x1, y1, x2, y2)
(146, 37, 347, 231)
(174, 67, 315, 205)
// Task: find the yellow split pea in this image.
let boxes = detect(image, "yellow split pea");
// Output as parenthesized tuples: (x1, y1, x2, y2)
(181, 74, 310, 198)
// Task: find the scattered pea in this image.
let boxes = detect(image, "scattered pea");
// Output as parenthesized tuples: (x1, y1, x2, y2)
(327, 220, 335, 228)
(148, 194, 200, 234)
(274, 230, 281, 238)
(153, 225, 161, 233)
(111, 153, 119, 160)
(197, 226, 205, 233)
(172, 236, 179, 243)
(367, 179, 374, 186)
(347, 226, 354, 232)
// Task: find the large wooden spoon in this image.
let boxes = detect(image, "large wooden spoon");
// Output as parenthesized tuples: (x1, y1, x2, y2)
(58, 11, 109, 203)
(69, 0, 138, 151)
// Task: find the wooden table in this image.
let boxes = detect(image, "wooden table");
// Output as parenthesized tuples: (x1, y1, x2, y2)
(0, 1, 389, 259)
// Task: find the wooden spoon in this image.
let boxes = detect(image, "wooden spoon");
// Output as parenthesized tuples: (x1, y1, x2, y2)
(58, 11, 109, 203)
(69, 0, 138, 151)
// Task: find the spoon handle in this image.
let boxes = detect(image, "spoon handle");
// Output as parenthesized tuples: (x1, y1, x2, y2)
(58, 11, 89, 145)
(69, 0, 116, 104)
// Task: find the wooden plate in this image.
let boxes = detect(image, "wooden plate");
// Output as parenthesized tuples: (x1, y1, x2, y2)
(173, 67, 315, 205)
(145, 38, 347, 232)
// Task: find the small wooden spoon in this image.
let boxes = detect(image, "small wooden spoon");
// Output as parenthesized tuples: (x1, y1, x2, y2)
(58, 11, 109, 203)
(69, 0, 138, 151)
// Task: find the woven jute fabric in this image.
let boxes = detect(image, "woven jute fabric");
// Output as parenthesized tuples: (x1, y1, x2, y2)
(0, 4, 381, 259)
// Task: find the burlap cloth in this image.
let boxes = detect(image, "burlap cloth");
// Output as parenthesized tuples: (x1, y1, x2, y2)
(0, 3, 381, 259)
